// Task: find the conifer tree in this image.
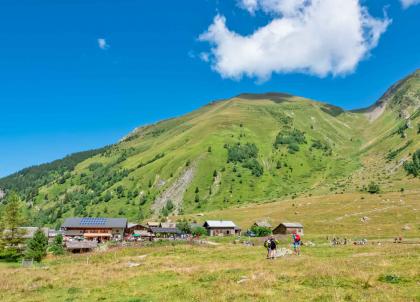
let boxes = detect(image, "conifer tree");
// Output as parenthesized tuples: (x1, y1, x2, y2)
(0, 192, 26, 261)
(25, 228, 48, 262)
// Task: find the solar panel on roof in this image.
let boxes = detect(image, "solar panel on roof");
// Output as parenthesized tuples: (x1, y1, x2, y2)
(80, 218, 107, 225)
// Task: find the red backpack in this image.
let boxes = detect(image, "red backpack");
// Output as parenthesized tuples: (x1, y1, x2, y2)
(295, 234, 301, 242)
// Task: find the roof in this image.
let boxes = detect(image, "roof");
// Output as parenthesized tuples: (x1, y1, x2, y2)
(61, 217, 127, 229)
(150, 227, 181, 234)
(65, 241, 98, 250)
(254, 221, 272, 228)
(14, 227, 50, 239)
(133, 230, 155, 237)
(146, 222, 160, 227)
(203, 220, 237, 228)
(160, 222, 177, 228)
(279, 222, 303, 228)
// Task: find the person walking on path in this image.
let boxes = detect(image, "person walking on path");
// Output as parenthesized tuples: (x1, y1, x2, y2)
(292, 231, 301, 255)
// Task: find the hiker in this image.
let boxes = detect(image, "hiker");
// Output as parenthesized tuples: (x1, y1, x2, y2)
(292, 231, 301, 255)
(269, 237, 278, 259)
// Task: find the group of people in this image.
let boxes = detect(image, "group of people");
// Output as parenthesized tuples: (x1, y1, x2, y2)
(264, 231, 301, 259)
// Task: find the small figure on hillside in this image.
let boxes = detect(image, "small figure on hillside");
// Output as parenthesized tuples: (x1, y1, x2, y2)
(292, 231, 301, 255)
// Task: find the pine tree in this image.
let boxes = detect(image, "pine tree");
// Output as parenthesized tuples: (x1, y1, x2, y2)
(0, 192, 26, 261)
(25, 228, 48, 262)
(49, 233, 64, 256)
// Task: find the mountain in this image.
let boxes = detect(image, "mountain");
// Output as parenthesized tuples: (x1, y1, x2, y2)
(1, 70, 419, 226)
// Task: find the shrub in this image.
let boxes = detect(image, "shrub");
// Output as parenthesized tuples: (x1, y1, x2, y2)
(192, 226, 207, 236)
(177, 220, 191, 234)
(396, 122, 408, 138)
(403, 149, 420, 177)
(227, 143, 258, 163)
(378, 274, 404, 284)
(311, 139, 332, 155)
(250, 225, 272, 237)
(49, 233, 64, 256)
(226, 143, 263, 177)
(274, 128, 306, 148)
(243, 159, 264, 177)
(104, 191, 112, 202)
(367, 182, 380, 194)
(287, 143, 300, 154)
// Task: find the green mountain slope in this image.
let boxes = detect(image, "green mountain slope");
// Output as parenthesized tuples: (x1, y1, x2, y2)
(1, 70, 419, 226)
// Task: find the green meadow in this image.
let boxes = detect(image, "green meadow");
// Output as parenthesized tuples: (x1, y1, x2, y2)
(1, 191, 419, 302)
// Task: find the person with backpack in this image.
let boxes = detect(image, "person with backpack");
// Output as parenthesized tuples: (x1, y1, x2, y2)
(292, 231, 301, 255)
(269, 237, 278, 259)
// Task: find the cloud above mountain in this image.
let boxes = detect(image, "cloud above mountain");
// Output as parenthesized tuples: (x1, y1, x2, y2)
(199, 0, 390, 81)
(400, 0, 420, 8)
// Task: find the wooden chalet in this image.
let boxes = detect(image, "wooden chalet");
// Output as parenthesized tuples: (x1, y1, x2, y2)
(61, 217, 127, 242)
(203, 220, 241, 236)
(273, 222, 304, 235)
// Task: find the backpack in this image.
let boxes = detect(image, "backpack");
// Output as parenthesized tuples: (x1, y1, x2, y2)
(270, 239, 277, 249)
(264, 240, 270, 248)
(295, 234, 301, 242)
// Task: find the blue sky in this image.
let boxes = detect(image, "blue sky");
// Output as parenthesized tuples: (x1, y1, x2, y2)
(0, 0, 419, 177)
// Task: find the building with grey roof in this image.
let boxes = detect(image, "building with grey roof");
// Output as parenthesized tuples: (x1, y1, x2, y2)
(61, 217, 127, 242)
(203, 220, 241, 236)
(273, 222, 304, 235)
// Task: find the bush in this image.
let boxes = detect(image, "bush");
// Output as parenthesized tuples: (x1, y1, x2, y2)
(49, 233, 64, 256)
(367, 182, 380, 194)
(311, 139, 332, 155)
(287, 143, 300, 154)
(250, 225, 272, 237)
(378, 274, 404, 284)
(227, 143, 258, 163)
(396, 122, 408, 138)
(192, 226, 207, 236)
(177, 220, 191, 234)
(403, 149, 420, 177)
(243, 159, 264, 177)
(226, 143, 263, 177)
(274, 128, 306, 148)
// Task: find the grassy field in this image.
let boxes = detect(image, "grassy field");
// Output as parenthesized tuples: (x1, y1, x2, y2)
(1, 191, 419, 302)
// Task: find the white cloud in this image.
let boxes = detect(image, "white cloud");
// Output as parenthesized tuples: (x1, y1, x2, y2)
(240, 0, 308, 16)
(200, 0, 390, 81)
(238, 0, 259, 14)
(97, 38, 109, 50)
(400, 0, 420, 8)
